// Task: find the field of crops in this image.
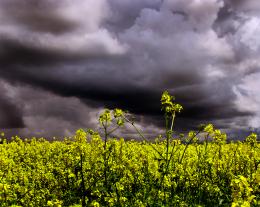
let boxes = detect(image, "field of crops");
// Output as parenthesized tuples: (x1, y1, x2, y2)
(1, 92, 260, 206)
(1, 129, 259, 207)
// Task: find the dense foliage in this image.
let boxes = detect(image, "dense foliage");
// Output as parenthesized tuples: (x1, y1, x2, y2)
(0, 133, 259, 207)
(0, 91, 259, 206)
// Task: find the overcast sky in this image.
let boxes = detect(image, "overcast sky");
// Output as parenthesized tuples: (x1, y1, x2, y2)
(0, 0, 260, 139)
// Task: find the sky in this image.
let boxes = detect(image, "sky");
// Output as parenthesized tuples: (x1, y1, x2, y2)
(0, 0, 260, 139)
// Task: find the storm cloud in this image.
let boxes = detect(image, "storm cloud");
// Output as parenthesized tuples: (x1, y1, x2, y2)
(0, 0, 259, 138)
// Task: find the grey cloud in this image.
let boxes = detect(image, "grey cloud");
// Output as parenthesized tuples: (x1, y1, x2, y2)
(0, 79, 102, 138)
(0, 80, 24, 128)
(162, 0, 224, 30)
(0, 1, 78, 34)
(225, 0, 260, 13)
(0, 0, 125, 66)
(0, 0, 260, 138)
(0, 99, 24, 128)
(106, 0, 162, 32)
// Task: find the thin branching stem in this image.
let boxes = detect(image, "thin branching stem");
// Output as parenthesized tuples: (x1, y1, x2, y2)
(122, 115, 164, 159)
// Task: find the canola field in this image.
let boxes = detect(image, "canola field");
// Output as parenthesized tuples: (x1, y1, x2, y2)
(0, 131, 259, 207)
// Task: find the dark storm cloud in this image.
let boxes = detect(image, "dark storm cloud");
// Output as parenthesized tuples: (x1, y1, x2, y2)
(0, 79, 103, 138)
(0, 99, 24, 128)
(0, 81, 24, 128)
(0, 0, 260, 138)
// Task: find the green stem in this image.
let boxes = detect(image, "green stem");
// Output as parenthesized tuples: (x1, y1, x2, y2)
(80, 154, 86, 207)
(123, 115, 164, 159)
(101, 121, 109, 188)
(166, 113, 175, 164)
(179, 130, 202, 164)
(170, 113, 175, 132)
(107, 125, 120, 135)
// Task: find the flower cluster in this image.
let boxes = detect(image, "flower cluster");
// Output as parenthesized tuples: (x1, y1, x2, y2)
(161, 91, 183, 115)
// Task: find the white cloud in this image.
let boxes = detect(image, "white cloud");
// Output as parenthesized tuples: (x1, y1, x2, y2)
(236, 17, 260, 52)
(233, 72, 260, 128)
